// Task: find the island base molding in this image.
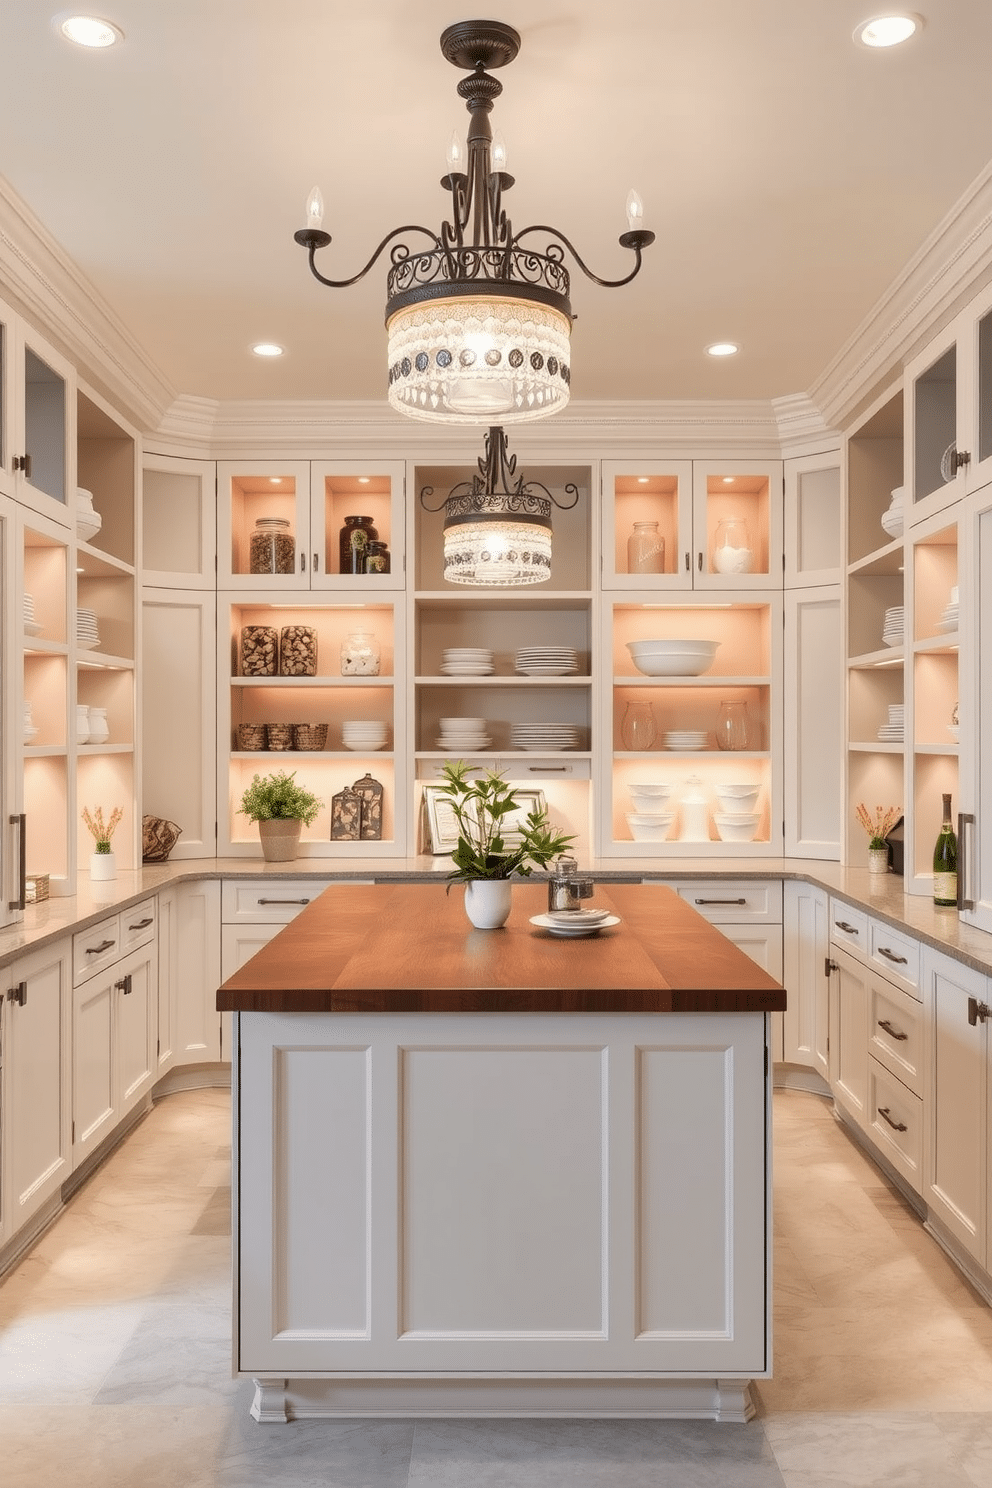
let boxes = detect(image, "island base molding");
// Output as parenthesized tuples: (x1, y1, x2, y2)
(248, 1375, 758, 1423)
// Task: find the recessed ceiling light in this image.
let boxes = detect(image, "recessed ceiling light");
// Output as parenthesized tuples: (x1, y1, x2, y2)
(251, 342, 284, 358)
(706, 342, 739, 358)
(637, 477, 650, 484)
(854, 13, 923, 48)
(53, 13, 123, 48)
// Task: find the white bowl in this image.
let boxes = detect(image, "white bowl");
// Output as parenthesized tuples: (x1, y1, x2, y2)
(626, 812, 676, 841)
(713, 813, 760, 842)
(627, 781, 675, 797)
(628, 638, 718, 654)
(629, 787, 676, 812)
(715, 786, 760, 814)
(627, 640, 719, 677)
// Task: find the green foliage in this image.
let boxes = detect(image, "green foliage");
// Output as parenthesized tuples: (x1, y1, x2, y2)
(437, 760, 576, 885)
(238, 770, 321, 826)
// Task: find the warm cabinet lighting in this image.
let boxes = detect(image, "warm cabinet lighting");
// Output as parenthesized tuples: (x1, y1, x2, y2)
(854, 13, 923, 47)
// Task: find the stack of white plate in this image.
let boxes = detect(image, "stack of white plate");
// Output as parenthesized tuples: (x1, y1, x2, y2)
(23, 592, 42, 636)
(515, 646, 579, 676)
(529, 907, 621, 938)
(76, 607, 100, 650)
(341, 720, 388, 751)
(937, 586, 959, 632)
(23, 700, 38, 743)
(441, 647, 494, 676)
(877, 703, 904, 743)
(880, 486, 904, 540)
(435, 716, 491, 750)
(882, 606, 904, 646)
(510, 723, 579, 752)
(664, 730, 709, 751)
(76, 486, 102, 543)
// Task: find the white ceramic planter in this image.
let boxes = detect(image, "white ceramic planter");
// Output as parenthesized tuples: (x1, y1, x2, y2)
(90, 851, 116, 881)
(868, 847, 890, 874)
(464, 878, 513, 930)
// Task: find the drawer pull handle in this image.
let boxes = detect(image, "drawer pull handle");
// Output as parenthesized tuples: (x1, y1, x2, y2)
(128, 917, 154, 930)
(85, 939, 116, 955)
(835, 920, 858, 934)
(877, 1106, 907, 1133)
(877, 946, 908, 966)
(877, 1019, 908, 1042)
(257, 898, 311, 906)
(6, 980, 27, 1007)
(529, 765, 569, 772)
(694, 897, 747, 906)
(968, 997, 991, 1026)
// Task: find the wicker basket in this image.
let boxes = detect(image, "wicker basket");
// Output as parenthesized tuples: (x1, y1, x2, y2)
(266, 723, 293, 750)
(292, 723, 328, 751)
(237, 723, 268, 751)
(142, 816, 182, 862)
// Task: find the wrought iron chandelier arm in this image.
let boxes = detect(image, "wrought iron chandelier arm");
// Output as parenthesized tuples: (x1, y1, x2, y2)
(295, 225, 443, 290)
(512, 224, 654, 289)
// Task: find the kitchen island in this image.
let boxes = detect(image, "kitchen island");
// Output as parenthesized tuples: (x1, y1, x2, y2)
(218, 882, 785, 1423)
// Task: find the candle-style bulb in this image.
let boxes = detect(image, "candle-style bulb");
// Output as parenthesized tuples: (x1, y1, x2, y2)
(625, 189, 645, 232)
(305, 186, 325, 230)
(446, 131, 464, 173)
(491, 130, 508, 173)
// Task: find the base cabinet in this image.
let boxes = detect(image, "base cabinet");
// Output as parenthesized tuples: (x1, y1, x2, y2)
(72, 943, 156, 1166)
(827, 945, 870, 1129)
(782, 882, 829, 1078)
(162, 880, 222, 1066)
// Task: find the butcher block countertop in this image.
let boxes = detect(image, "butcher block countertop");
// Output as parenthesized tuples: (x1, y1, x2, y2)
(217, 881, 786, 1015)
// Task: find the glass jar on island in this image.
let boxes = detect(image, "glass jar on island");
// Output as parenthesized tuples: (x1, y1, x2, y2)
(249, 517, 296, 575)
(339, 515, 378, 574)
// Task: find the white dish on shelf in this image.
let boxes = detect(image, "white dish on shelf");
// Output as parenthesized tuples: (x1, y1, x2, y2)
(24, 620, 44, 636)
(713, 813, 761, 842)
(948, 725, 960, 741)
(77, 512, 102, 542)
(626, 812, 676, 840)
(626, 638, 719, 677)
(23, 726, 39, 742)
(436, 738, 492, 750)
(714, 785, 760, 815)
(529, 912, 620, 938)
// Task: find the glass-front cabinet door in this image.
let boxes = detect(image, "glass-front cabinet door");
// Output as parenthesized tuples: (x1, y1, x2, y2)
(0, 494, 22, 925)
(601, 461, 693, 589)
(691, 462, 782, 590)
(0, 309, 73, 525)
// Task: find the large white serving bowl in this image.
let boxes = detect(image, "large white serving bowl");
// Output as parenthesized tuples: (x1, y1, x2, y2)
(626, 811, 676, 841)
(714, 784, 760, 815)
(713, 812, 760, 842)
(626, 639, 719, 676)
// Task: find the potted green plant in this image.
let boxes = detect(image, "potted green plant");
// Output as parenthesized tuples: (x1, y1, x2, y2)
(239, 770, 322, 862)
(436, 760, 576, 928)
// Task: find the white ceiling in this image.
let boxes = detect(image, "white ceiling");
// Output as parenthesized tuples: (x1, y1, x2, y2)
(4, 1, 992, 409)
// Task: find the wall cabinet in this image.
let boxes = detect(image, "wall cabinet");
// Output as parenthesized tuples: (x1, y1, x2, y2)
(142, 453, 216, 589)
(0, 294, 74, 526)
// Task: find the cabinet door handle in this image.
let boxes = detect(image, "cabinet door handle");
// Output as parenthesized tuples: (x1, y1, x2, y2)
(115, 973, 132, 996)
(877, 1106, 907, 1133)
(128, 916, 154, 930)
(824, 958, 839, 976)
(299, 551, 306, 573)
(85, 938, 116, 955)
(684, 551, 690, 572)
(697, 551, 703, 572)
(694, 897, 747, 906)
(958, 813, 976, 911)
(6, 981, 27, 1006)
(967, 997, 991, 1026)
(12, 453, 31, 478)
(312, 551, 319, 572)
(877, 946, 908, 966)
(8, 812, 26, 911)
(257, 897, 311, 906)
(877, 1018, 908, 1042)
(834, 920, 858, 934)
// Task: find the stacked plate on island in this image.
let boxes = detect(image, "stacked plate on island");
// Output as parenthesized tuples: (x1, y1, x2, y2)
(436, 717, 491, 751)
(441, 647, 494, 676)
(882, 606, 904, 647)
(510, 722, 579, 751)
(529, 906, 621, 938)
(76, 607, 100, 649)
(514, 646, 579, 676)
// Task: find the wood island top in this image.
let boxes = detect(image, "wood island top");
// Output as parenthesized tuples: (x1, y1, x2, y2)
(217, 882, 786, 1015)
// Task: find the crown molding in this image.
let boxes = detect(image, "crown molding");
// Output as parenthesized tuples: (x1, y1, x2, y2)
(770, 394, 840, 457)
(0, 173, 175, 430)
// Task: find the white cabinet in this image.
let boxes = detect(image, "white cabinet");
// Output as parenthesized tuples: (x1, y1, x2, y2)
(142, 588, 217, 858)
(142, 453, 216, 589)
(784, 453, 842, 588)
(827, 944, 870, 1130)
(923, 945, 989, 1267)
(168, 880, 222, 1065)
(0, 494, 22, 928)
(782, 880, 829, 1079)
(0, 296, 74, 527)
(1, 938, 71, 1250)
(958, 480, 992, 929)
(784, 587, 841, 858)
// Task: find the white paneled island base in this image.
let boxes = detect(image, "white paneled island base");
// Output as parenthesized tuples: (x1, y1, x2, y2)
(222, 884, 782, 1422)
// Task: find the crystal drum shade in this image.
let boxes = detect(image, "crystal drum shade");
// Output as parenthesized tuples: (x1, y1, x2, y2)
(387, 297, 572, 424)
(443, 511, 553, 586)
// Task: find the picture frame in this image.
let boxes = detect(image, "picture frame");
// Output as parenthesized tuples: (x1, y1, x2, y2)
(421, 785, 547, 856)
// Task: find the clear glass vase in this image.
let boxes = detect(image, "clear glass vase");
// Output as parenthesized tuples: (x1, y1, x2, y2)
(715, 700, 751, 751)
(621, 701, 656, 751)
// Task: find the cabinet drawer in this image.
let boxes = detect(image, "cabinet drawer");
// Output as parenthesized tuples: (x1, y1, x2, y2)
(222, 880, 331, 924)
(498, 757, 592, 780)
(120, 897, 157, 953)
(829, 899, 867, 955)
(868, 976, 923, 1096)
(73, 914, 121, 984)
(868, 919, 920, 996)
(672, 880, 782, 923)
(867, 1058, 923, 1194)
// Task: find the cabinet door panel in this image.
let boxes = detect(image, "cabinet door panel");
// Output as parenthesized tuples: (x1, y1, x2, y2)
(829, 947, 869, 1130)
(6, 942, 71, 1224)
(117, 949, 155, 1113)
(72, 974, 115, 1162)
(924, 949, 988, 1264)
(783, 880, 829, 1077)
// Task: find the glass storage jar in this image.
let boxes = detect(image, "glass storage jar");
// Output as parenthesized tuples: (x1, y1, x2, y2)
(712, 517, 753, 575)
(279, 625, 318, 676)
(715, 699, 752, 751)
(250, 516, 296, 575)
(340, 627, 381, 676)
(363, 540, 390, 574)
(339, 515, 378, 575)
(621, 700, 656, 751)
(627, 520, 665, 575)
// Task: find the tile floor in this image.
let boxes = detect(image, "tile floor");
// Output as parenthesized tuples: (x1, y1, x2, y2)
(1, 1087, 991, 1486)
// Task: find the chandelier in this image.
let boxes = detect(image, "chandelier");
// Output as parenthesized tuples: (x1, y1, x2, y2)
(294, 19, 654, 426)
(419, 427, 578, 586)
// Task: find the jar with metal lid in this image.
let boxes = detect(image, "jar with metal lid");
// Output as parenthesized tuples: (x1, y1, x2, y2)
(339, 515, 378, 574)
(547, 855, 594, 913)
(250, 516, 296, 575)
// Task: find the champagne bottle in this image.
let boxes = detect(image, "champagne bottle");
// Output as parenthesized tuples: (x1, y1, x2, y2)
(933, 793, 958, 907)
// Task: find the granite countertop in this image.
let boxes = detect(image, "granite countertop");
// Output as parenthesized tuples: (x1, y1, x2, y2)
(1, 854, 990, 978)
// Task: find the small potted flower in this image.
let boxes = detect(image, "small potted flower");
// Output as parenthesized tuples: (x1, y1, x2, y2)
(239, 769, 322, 861)
(856, 803, 902, 874)
(436, 761, 576, 928)
(82, 805, 124, 880)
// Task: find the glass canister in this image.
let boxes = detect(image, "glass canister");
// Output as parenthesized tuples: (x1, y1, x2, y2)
(279, 625, 318, 676)
(712, 517, 753, 575)
(621, 700, 656, 751)
(627, 520, 665, 575)
(715, 699, 752, 751)
(340, 627, 381, 676)
(249, 516, 296, 575)
(240, 625, 279, 676)
(339, 515, 378, 574)
(363, 540, 390, 574)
